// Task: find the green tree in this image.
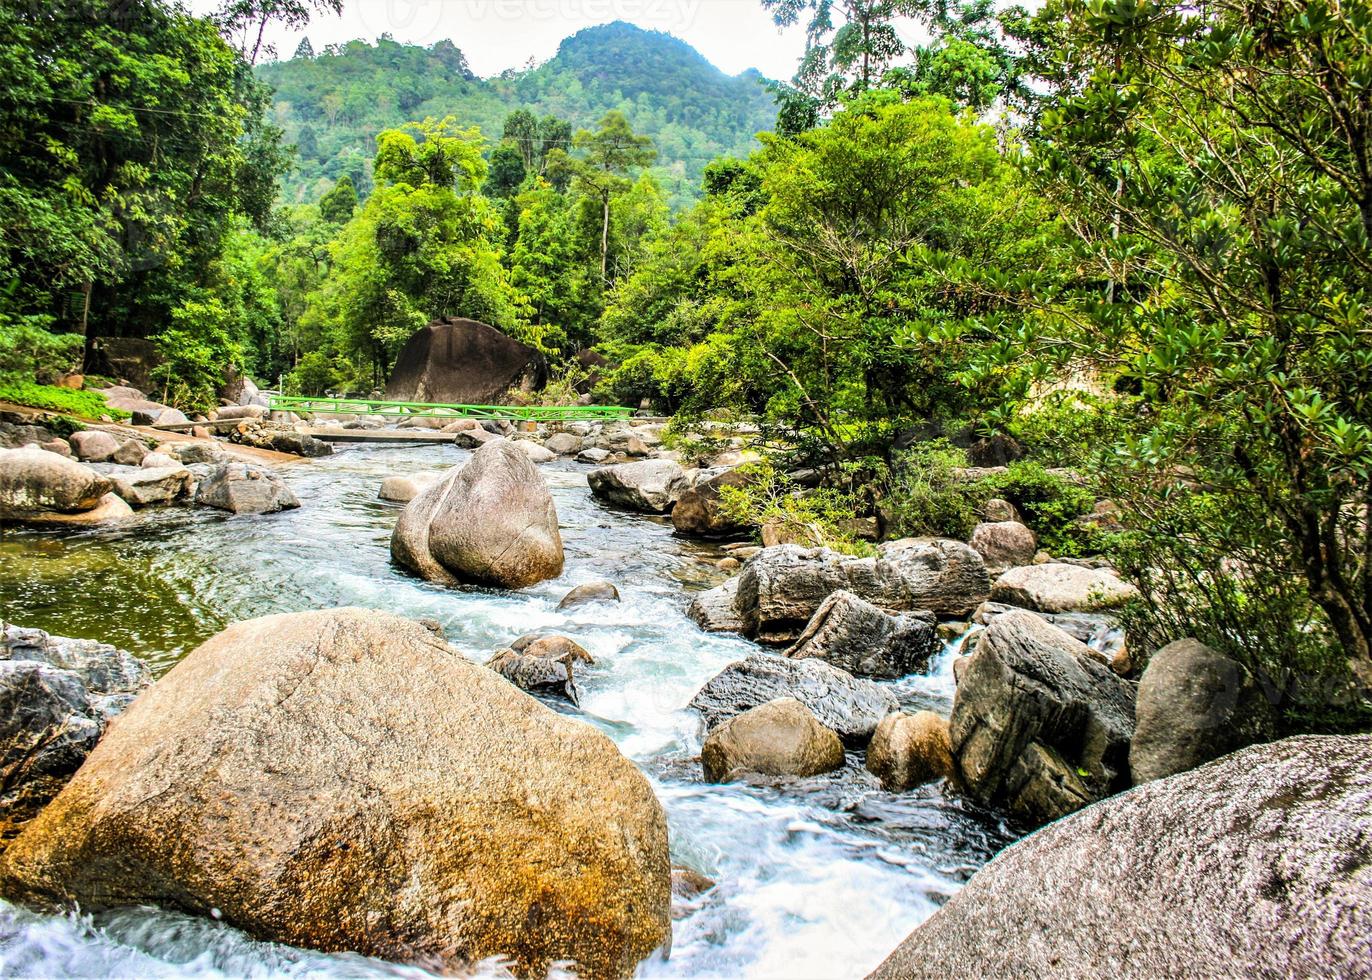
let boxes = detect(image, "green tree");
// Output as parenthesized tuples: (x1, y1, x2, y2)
(486, 143, 528, 199)
(572, 111, 656, 281)
(318, 175, 358, 224)
(214, 0, 342, 65)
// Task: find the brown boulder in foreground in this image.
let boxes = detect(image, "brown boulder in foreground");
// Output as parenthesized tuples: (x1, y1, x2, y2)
(0, 608, 671, 980)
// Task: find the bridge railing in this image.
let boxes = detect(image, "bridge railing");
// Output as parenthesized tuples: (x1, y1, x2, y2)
(267, 396, 634, 422)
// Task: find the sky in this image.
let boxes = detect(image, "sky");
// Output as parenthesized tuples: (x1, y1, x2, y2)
(188, 0, 929, 81)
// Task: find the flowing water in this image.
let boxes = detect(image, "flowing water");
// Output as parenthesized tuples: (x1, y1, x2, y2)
(0, 444, 1016, 979)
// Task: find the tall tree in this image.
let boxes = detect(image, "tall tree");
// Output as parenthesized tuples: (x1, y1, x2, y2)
(572, 111, 656, 281)
(214, 0, 342, 66)
(764, 0, 920, 106)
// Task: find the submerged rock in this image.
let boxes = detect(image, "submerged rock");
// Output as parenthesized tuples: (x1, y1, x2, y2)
(868, 735, 1372, 979)
(701, 697, 845, 783)
(0, 624, 149, 848)
(782, 590, 940, 679)
(587, 459, 687, 513)
(689, 654, 898, 745)
(866, 711, 956, 792)
(0, 609, 670, 980)
(1130, 638, 1276, 785)
(391, 439, 564, 589)
(108, 465, 193, 507)
(558, 581, 621, 611)
(193, 462, 299, 515)
(950, 610, 1136, 828)
(377, 472, 438, 503)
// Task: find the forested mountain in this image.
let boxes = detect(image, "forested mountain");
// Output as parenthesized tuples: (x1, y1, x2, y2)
(257, 22, 776, 206)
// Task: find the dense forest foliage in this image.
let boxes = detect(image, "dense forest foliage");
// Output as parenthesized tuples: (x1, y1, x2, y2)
(256, 22, 777, 207)
(1, 0, 1369, 727)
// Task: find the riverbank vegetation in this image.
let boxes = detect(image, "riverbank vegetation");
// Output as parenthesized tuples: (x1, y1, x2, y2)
(1, 0, 1368, 728)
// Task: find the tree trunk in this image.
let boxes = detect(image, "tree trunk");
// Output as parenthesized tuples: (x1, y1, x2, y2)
(600, 195, 610, 282)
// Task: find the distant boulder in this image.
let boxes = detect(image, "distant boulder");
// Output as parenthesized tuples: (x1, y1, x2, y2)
(384, 318, 548, 404)
(84, 337, 160, 392)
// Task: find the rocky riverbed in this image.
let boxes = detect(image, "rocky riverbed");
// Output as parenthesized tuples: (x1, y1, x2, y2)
(0, 442, 1015, 978)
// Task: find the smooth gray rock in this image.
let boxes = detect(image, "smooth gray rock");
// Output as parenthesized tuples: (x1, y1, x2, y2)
(869, 735, 1372, 980)
(1130, 638, 1276, 785)
(991, 562, 1138, 613)
(687, 577, 746, 634)
(0, 445, 112, 518)
(587, 459, 687, 513)
(557, 581, 621, 611)
(193, 462, 299, 515)
(108, 465, 193, 507)
(543, 432, 582, 455)
(969, 520, 1037, 571)
(782, 590, 940, 679)
(689, 653, 898, 745)
(950, 610, 1136, 827)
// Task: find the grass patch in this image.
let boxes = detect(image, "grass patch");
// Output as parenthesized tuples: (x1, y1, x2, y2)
(0, 379, 130, 421)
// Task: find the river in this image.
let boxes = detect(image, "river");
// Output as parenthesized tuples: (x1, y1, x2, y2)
(0, 444, 1015, 979)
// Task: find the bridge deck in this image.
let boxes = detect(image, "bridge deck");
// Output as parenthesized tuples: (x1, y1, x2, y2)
(268, 396, 632, 422)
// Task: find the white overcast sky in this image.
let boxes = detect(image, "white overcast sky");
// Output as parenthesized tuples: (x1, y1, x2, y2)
(188, 0, 929, 80)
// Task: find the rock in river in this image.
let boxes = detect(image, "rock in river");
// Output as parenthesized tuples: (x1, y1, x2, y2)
(193, 462, 299, 515)
(701, 697, 845, 783)
(486, 634, 594, 705)
(866, 711, 956, 792)
(782, 590, 939, 679)
(0, 624, 148, 847)
(690, 654, 897, 745)
(868, 735, 1372, 979)
(587, 459, 687, 513)
(950, 610, 1136, 828)
(391, 439, 564, 589)
(558, 580, 621, 610)
(0, 609, 671, 980)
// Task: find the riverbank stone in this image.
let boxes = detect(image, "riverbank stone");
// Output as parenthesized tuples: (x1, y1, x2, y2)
(587, 459, 687, 513)
(0, 445, 112, 519)
(991, 562, 1138, 613)
(782, 590, 940, 679)
(193, 462, 299, 515)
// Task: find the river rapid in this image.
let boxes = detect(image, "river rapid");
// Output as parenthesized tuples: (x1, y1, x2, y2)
(0, 444, 1015, 979)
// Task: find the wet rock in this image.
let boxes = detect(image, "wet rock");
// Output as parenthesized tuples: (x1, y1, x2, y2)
(991, 562, 1138, 613)
(687, 577, 746, 633)
(236, 428, 332, 458)
(486, 635, 593, 705)
(558, 581, 621, 610)
(1130, 638, 1276, 785)
(701, 697, 845, 783)
(577, 447, 612, 464)
(671, 467, 751, 538)
(544, 432, 582, 455)
(868, 735, 1372, 980)
(69, 430, 118, 462)
(716, 556, 740, 572)
(587, 459, 687, 513)
(950, 610, 1136, 828)
(969, 521, 1037, 572)
(108, 465, 193, 507)
(25, 492, 134, 526)
(0, 445, 112, 518)
(671, 865, 715, 901)
(0, 625, 149, 846)
(866, 711, 956, 791)
(377, 473, 438, 503)
(193, 462, 299, 515)
(735, 541, 989, 645)
(782, 590, 940, 679)
(690, 654, 898, 745)
(0, 609, 670, 979)
(391, 439, 563, 589)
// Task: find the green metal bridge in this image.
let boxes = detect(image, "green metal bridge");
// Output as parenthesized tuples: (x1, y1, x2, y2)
(266, 396, 634, 423)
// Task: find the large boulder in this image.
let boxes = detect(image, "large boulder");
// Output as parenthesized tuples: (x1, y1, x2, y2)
(108, 465, 193, 507)
(950, 610, 1136, 827)
(991, 561, 1138, 613)
(1130, 638, 1277, 785)
(391, 439, 563, 589)
(0, 445, 112, 519)
(701, 698, 845, 783)
(84, 338, 160, 391)
(671, 467, 751, 537)
(782, 590, 940, 679)
(735, 540, 989, 644)
(0, 609, 671, 979)
(96, 386, 186, 426)
(587, 459, 687, 513)
(544, 432, 583, 455)
(866, 711, 956, 792)
(0, 624, 148, 847)
(689, 654, 898, 745)
(868, 735, 1372, 979)
(686, 577, 746, 634)
(383, 318, 548, 404)
(193, 462, 299, 515)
